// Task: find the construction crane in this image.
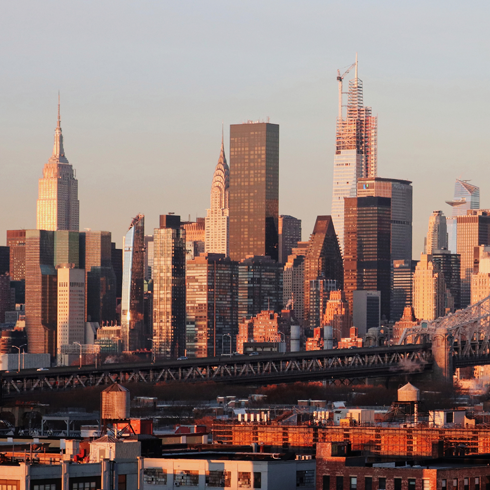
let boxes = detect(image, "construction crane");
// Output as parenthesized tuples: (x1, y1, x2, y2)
(336, 54, 358, 120)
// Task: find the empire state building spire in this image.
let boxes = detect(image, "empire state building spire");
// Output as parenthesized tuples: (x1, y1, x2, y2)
(36, 96, 79, 231)
(51, 93, 68, 163)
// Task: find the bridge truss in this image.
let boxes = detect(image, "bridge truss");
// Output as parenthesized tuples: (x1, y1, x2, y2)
(1, 345, 432, 398)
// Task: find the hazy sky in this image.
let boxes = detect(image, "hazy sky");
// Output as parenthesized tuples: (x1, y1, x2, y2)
(1, 1, 489, 256)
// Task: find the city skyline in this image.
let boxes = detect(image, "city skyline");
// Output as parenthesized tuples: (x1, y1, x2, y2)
(1, 2, 489, 258)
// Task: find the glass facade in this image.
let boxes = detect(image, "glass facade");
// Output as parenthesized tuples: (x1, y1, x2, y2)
(238, 256, 283, 320)
(278, 215, 302, 264)
(303, 216, 344, 327)
(121, 215, 145, 351)
(432, 252, 461, 311)
(229, 122, 279, 262)
(357, 177, 412, 263)
(153, 215, 186, 358)
(7, 230, 27, 281)
(186, 254, 238, 358)
(81, 231, 117, 324)
(390, 259, 417, 322)
(344, 196, 391, 321)
(25, 230, 57, 355)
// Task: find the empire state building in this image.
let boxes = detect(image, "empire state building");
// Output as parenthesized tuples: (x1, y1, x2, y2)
(36, 100, 79, 231)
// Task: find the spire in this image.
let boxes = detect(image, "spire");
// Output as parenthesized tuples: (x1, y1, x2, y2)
(51, 92, 68, 163)
(355, 52, 358, 80)
(210, 128, 230, 210)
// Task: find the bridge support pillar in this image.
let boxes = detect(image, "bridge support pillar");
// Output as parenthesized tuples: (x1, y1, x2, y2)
(432, 328, 453, 384)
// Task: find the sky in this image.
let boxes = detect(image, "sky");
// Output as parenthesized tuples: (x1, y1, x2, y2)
(1, 1, 489, 256)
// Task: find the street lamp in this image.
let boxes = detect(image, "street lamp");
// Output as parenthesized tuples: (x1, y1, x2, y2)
(221, 333, 232, 356)
(12, 344, 26, 373)
(73, 342, 83, 369)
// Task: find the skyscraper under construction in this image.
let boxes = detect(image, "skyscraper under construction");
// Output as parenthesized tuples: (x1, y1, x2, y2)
(331, 56, 377, 254)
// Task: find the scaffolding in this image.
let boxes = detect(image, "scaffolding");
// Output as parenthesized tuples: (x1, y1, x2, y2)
(212, 423, 486, 457)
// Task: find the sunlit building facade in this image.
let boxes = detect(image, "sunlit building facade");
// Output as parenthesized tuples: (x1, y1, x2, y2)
(36, 101, 79, 232)
(331, 57, 377, 253)
(205, 136, 230, 256)
(426, 210, 448, 255)
(153, 215, 186, 359)
(121, 214, 145, 351)
(229, 122, 279, 262)
(185, 254, 238, 358)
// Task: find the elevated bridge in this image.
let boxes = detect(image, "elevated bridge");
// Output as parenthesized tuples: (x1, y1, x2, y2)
(3, 294, 490, 398)
(1, 344, 432, 398)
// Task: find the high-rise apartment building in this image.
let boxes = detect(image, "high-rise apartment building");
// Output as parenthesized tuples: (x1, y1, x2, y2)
(446, 180, 480, 253)
(457, 210, 490, 308)
(57, 265, 85, 365)
(81, 231, 117, 324)
(357, 177, 412, 263)
(153, 215, 186, 359)
(426, 211, 448, 254)
(185, 254, 238, 358)
(331, 57, 377, 253)
(238, 256, 283, 320)
(303, 216, 343, 327)
(0, 275, 13, 323)
(121, 215, 145, 351)
(282, 242, 308, 325)
(7, 230, 27, 281)
(229, 122, 279, 262)
(309, 278, 337, 329)
(182, 219, 205, 260)
(36, 100, 79, 232)
(412, 253, 446, 321)
(111, 242, 123, 301)
(353, 290, 381, 336)
(344, 196, 391, 321)
(205, 136, 230, 257)
(278, 215, 302, 264)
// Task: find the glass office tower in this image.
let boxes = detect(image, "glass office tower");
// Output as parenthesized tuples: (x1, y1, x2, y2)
(344, 196, 391, 321)
(229, 122, 279, 262)
(121, 214, 145, 351)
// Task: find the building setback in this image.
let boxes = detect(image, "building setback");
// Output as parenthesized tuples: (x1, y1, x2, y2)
(229, 122, 279, 262)
(205, 135, 230, 257)
(282, 242, 308, 325)
(344, 196, 391, 321)
(331, 57, 377, 254)
(36, 100, 79, 232)
(153, 215, 186, 359)
(186, 254, 238, 358)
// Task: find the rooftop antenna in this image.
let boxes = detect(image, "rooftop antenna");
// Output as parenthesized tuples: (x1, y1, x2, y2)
(57, 91, 61, 128)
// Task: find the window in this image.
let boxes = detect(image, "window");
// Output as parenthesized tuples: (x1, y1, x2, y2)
(337, 476, 344, 490)
(144, 468, 167, 485)
(379, 479, 386, 490)
(350, 478, 357, 490)
(238, 473, 252, 488)
(395, 479, 402, 490)
(34, 486, 56, 490)
(366, 478, 373, 490)
(423, 480, 430, 490)
(297, 471, 315, 487)
(174, 471, 199, 487)
(323, 476, 330, 490)
(409, 480, 416, 490)
(454, 480, 458, 490)
(442, 481, 447, 490)
(464, 480, 469, 490)
(254, 472, 262, 489)
(476, 478, 480, 490)
(206, 471, 231, 488)
(72, 485, 96, 490)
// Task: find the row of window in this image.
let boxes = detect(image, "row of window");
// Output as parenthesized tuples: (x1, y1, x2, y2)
(323, 476, 483, 490)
